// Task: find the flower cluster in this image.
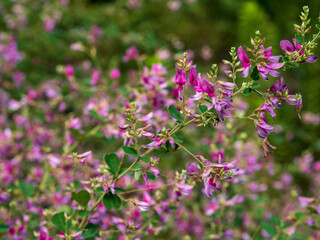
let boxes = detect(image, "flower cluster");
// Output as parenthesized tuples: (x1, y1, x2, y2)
(0, 3, 320, 240)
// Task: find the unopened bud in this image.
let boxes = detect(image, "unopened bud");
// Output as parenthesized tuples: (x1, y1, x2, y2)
(222, 59, 231, 65)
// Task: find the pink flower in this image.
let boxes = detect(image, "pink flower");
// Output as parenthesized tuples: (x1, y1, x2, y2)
(123, 46, 139, 62)
(110, 68, 120, 79)
(78, 151, 92, 166)
(65, 65, 74, 79)
(256, 120, 274, 139)
(137, 201, 150, 211)
(238, 46, 251, 77)
(280, 39, 318, 63)
(175, 69, 186, 99)
(298, 196, 314, 207)
(90, 69, 100, 85)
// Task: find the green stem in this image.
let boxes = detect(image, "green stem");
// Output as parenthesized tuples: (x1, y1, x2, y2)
(78, 106, 214, 230)
(175, 142, 204, 167)
(79, 192, 105, 229)
(115, 147, 154, 182)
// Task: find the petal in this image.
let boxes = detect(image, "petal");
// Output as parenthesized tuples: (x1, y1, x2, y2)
(237, 46, 250, 64)
(190, 92, 203, 101)
(260, 73, 268, 81)
(267, 55, 282, 62)
(241, 67, 250, 77)
(269, 80, 280, 92)
(280, 40, 294, 53)
(268, 70, 281, 77)
(267, 62, 284, 69)
(258, 66, 269, 74)
(306, 55, 318, 63)
(292, 38, 302, 51)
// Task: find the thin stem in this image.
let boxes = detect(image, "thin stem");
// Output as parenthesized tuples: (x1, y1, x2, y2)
(232, 86, 245, 97)
(77, 105, 214, 230)
(176, 142, 204, 167)
(119, 183, 173, 195)
(116, 154, 125, 177)
(115, 147, 154, 182)
(79, 192, 105, 229)
(182, 89, 186, 122)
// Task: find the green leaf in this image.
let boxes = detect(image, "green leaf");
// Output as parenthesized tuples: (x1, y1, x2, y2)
(316, 24, 320, 30)
(71, 192, 77, 201)
(176, 120, 184, 125)
(146, 172, 156, 180)
(73, 190, 91, 207)
(19, 180, 35, 197)
(261, 221, 277, 237)
(279, 57, 290, 63)
(172, 135, 183, 143)
(122, 146, 139, 157)
(295, 212, 303, 220)
(114, 187, 126, 193)
(102, 193, 122, 209)
(82, 228, 98, 238)
(270, 215, 281, 227)
(133, 163, 143, 169)
(287, 63, 299, 69)
(51, 212, 70, 233)
(251, 82, 261, 88)
(168, 105, 183, 121)
(165, 140, 174, 151)
(295, 34, 303, 44)
(104, 153, 120, 175)
(88, 110, 101, 120)
(78, 210, 91, 217)
(250, 66, 260, 81)
(199, 104, 208, 113)
(140, 157, 150, 163)
(81, 223, 99, 238)
(94, 187, 104, 194)
(242, 88, 252, 96)
(0, 224, 10, 234)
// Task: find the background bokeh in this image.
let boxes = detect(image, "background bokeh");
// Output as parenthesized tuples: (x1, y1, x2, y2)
(1, 0, 320, 239)
(2, 0, 319, 167)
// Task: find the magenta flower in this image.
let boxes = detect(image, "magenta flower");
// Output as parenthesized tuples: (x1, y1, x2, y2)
(38, 229, 53, 240)
(145, 137, 165, 148)
(110, 68, 120, 79)
(137, 201, 150, 211)
(123, 46, 139, 62)
(257, 62, 284, 81)
(175, 69, 187, 99)
(186, 162, 199, 176)
(238, 46, 251, 77)
(298, 196, 314, 207)
(260, 46, 282, 62)
(65, 64, 74, 79)
(78, 151, 92, 166)
(103, 183, 116, 194)
(175, 180, 194, 200)
(191, 78, 215, 102)
(256, 120, 274, 139)
(280, 39, 318, 63)
(203, 172, 220, 198)
(90, 69, 100, 85)
(189, 65, 198, 86)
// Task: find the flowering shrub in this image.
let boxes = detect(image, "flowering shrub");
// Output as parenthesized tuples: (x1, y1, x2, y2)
(1, 2, 320, 240)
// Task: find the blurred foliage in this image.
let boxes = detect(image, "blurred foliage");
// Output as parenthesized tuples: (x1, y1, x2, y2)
(1, 0, 320, 191)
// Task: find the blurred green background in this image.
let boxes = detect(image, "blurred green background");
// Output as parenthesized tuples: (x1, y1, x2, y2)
(1, 0, 320, 172)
